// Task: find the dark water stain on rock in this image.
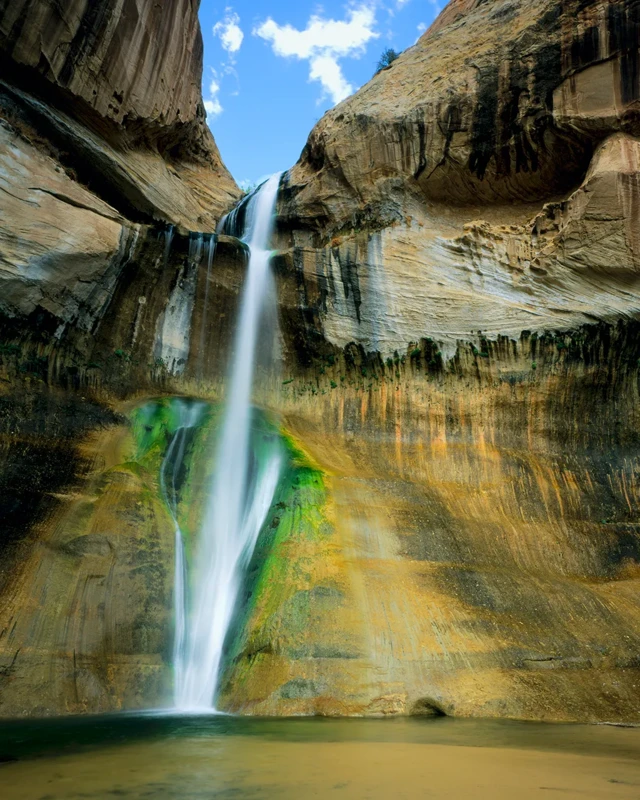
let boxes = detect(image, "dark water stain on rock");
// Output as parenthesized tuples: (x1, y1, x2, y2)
(608, 1, 640, 105)
(279, 678, 323, 700)
(0, 388, 121, 590)
(469, 64, 499, 181)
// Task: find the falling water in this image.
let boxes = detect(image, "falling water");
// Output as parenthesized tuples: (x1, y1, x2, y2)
(158, 400, 206, 705)
(175, 174, 283, 711)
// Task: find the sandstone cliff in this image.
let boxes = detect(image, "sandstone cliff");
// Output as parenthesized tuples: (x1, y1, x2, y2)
(0, 0, 240, 381)
(0, 0, 242, 714)
(0, 0, 237, 226)
(280, 0, 640, 356)
(213, 0, 640, 723)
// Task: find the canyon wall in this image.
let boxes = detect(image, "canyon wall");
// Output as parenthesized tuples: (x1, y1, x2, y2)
(0, 0, 243, 713)
(0, 0, 639, 722)
(216, 0, 640, 723)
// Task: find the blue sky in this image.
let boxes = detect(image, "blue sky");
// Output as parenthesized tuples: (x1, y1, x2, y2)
(199, 1, 442, 187)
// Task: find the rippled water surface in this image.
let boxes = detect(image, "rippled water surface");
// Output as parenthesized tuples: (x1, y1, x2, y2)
(1, 715, 639, 799)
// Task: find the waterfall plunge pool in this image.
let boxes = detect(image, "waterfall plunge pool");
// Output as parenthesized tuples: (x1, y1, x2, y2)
(1, 715, 639, 799)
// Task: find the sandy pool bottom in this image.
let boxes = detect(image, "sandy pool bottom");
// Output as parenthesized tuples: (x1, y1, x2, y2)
(1, 716, 639, 799)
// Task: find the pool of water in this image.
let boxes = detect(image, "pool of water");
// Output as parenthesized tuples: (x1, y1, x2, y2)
(1, 715, 639, 799)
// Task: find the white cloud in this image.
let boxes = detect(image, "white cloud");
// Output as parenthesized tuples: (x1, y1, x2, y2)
(254, 4, 379, 104)
(213, 8, 244, 59)
(309, 54, 353, 104)
(204, 73, 223, 119)
(205, 7, 243, 122)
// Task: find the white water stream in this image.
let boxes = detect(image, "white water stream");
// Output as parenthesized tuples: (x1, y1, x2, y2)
(174, 174, 283, 712)
(158, 400, 206, 705)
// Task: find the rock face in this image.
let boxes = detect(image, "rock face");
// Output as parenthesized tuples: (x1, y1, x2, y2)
(0, 0, 243, 715)
(278, 0, 640, 357)
(3, 0, 204, 129)
(286, 0, 639, 223)
(218, 323, 640, 723)
(0, 396, 176, 716)
(0, 0, 639, 724)
(213, 0, 640, 723)
(0, 0, 239, 384)
(0, 0, 237, 226)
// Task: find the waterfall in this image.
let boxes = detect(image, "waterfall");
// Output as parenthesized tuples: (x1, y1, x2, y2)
(175, 174, 283, 712)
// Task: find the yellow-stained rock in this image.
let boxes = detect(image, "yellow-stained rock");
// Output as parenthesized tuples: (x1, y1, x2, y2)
(219, 335, 640, 723)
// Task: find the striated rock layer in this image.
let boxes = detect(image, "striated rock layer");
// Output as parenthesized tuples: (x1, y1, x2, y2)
(0, 0, 238, 226)
(0, 0, 240, 382)
(218, 324, 640, 723)
(279, 0, 640, 357)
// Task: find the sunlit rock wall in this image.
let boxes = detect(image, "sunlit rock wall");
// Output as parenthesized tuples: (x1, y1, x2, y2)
(214, 0, 640, 723)
(218, 322, 640, 723)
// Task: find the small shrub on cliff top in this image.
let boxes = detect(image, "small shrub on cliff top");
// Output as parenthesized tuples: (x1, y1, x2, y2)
(376, 48, 400, 73)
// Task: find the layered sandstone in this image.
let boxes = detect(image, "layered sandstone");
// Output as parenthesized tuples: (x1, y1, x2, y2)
(213, 0, 640, 722)
(278, 0, 640, 358)
(0, 0, 241, 714)
(217, 323, 640, 723)
(0, 0, 239, 384)
(0, 0, 238, 226)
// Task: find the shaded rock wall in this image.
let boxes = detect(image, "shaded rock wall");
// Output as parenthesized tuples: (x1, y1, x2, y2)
(0, 0, 244, 400)
(0, 405, 175, 716)
(0, 0, 244, 716)
(0, 0, 240, 389)
(2, 0, 203, 128)
(0, 0, 238, 226)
